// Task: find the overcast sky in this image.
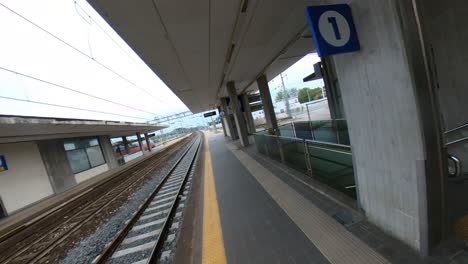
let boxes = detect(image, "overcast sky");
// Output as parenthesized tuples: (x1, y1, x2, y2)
(0, 0, 323, 123)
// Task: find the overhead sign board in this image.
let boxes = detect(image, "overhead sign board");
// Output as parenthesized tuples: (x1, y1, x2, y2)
(0, 155, 8, 172)
(305, 4, 360, 57)
(203, 111, 217, 118)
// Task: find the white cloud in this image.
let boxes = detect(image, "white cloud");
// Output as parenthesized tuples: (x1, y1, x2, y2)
(0, 0, 188, 122)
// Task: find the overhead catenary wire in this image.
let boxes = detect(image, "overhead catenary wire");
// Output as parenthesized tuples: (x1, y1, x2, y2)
(0, 2, 161, 102)
(0, 95, 151, 121)
(0, 66, 159, 116)
(73, 0, 170, 109)
(73, 0, 142, 69)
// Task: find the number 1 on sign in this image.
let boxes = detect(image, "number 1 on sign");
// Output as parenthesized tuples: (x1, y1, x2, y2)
(327, 17, 341, 40)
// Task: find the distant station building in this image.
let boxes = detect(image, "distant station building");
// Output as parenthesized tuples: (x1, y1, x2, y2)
(0, 115, 165, 218)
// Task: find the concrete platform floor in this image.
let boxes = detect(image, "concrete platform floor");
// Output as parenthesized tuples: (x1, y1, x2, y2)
(174, 132, 402, 264)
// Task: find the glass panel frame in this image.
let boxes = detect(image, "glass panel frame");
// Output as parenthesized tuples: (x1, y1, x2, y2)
(86, 145, 106, 168)
(64, 137, 107, 174)
(66, 148, 91, 174)
(307, 143, 356, 199)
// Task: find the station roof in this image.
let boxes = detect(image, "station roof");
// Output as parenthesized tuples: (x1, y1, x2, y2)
(0, 115, 166, 144)
(87, 0, 316, 113)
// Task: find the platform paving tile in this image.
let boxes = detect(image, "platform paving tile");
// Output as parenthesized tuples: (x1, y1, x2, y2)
(207, 135, 330, 264)
(227, 141, 388, 264)
(242, 140, 426, 264)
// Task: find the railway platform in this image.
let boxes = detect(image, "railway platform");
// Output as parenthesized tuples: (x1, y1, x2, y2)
(0, 131, 459, 264)
(174, 131, 427, 264)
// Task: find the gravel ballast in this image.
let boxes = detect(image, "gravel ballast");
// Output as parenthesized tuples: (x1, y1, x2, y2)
(60, 144, 189, 264)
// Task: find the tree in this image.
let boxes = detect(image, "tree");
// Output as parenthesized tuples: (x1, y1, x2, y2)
(275, 88, 298, 102)
(297, 87, 323, 103)
(275, 90, 284, 102)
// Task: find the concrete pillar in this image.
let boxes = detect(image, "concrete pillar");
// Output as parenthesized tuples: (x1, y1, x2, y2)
(136, 133, 145, 154)
(220, 97, 237, 140)
(241, 93, 256, 134)
(144, 133, 152, 152)
(99, 135, 119, 169)
(37, 139, 76, 193)
(257, 74, 278, 131)
(227, 81, 249, 147)
(122, 136, 130, 155)
(321, 57, 344, 119)
(218, 106, 228, 136)
(326, 0, 444, 254)
(219, 113, 228, 136)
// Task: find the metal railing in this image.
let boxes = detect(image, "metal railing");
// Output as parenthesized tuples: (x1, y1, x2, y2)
(444, 121, 468, 135)
(443, 122, 468, 180)
(254, 132, 356, 199)
(274, 120, 350, 146)
(446, 137, 468, 146)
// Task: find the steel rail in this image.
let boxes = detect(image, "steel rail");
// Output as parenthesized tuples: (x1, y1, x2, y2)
(0, 143, 174, 244)
(93, 135, 200, 263)
(146, 135, 201, 263)
(1, 136, 194, 264)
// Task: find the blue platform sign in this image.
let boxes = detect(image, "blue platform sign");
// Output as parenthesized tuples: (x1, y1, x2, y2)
(305, 4, 360, 57)
(0, 155, 8, 172)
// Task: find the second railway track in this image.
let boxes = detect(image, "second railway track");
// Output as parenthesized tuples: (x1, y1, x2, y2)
(0, 134, 197, 264)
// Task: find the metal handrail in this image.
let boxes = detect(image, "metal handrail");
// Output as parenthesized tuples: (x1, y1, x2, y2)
(448, 154, 462, 178)
(446, 136, 468, 146)
(444, 122, 468, 135)
(254, 133, 351, 151)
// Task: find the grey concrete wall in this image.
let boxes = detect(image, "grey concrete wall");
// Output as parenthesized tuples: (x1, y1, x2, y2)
(322, 0, 427, 252)
(99, 135, 119, 169)
(0, 142, 54, 213)
(37, 139, 77, 193)
(418, 0, 468, 130)
(417, 0, 468, 237)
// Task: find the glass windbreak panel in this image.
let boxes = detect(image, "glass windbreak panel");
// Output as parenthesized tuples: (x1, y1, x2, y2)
(66, 149, 90, 174)
(292, 120, 350, 145)
(278, 123, 295, 138)
(311, 121, 338, 143)
(335, 120, 350, 145)
(307, 143, 356, 199)
(265, 136, 281, 162)
(279, 137, 307, 174)
(254, 134, 267, 155)
(293, 122, 313, 140)
(86, 146, 106, 167)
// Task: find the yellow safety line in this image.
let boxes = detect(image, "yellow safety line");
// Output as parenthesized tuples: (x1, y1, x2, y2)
(202, 136, 227, 264)
(0, 224, 25, 240)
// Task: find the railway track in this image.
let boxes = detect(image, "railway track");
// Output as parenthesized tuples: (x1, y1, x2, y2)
(0, 134, 195, 264)
(93, 134, 201, 264)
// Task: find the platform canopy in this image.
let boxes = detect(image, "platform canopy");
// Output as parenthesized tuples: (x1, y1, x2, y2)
(87, 0, 316, 113)
(0, 115, 167, 143)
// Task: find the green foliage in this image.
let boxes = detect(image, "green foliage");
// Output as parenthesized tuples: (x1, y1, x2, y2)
(297, 87, 324, 104)
(275, 91, 284, 102)
(275, 88, 298, 102)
